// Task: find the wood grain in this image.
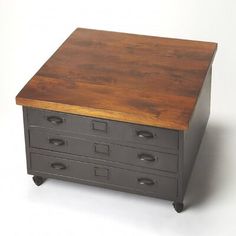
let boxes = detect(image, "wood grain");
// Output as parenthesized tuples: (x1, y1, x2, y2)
(16, 28, 217, 130)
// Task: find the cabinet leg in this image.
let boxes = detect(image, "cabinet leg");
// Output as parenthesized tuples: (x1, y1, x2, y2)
(173, 202, 184, 213)
(32, 175, 46, 186)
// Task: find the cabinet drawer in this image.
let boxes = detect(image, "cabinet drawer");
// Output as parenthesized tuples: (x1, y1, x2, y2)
(27, 108, 178, 149)
(29, 127, 178, 172)
(30, 153, 177, 198)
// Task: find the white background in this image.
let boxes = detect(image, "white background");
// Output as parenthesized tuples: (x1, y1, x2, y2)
(1, 0, 236, 235)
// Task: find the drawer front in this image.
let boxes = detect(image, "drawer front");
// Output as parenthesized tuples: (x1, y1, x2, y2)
(29, 128, 178, 172)
(30, 153, 177, 198)
(27, 108, 178, 149)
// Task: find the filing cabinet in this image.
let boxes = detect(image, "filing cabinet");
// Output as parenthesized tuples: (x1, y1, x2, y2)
(16, 28, 217, 212)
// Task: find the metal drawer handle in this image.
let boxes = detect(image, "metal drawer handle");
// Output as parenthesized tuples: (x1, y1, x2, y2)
(47, 116, 63, 125)
(136, 130, 154, 139)
(49, 138, 65, 146)
(50, 162, 66, 170)
(138, 153, 156, 162)
(137, 178, 155, 186)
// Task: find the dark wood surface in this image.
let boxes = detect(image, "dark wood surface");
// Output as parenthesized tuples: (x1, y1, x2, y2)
(16, 28, 217, 130)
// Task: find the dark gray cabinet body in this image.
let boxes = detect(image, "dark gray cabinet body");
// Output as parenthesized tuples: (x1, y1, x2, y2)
(22, 68, 211, 205)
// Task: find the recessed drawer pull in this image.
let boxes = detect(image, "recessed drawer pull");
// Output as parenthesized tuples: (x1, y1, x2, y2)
(50, 162, 67, 170)
(47, 116, 63, 125)
(137, 178, 155, 186)
(136, 130, 154, 139)
(49, 138, 65, 146)
(138, 153, 156, 162)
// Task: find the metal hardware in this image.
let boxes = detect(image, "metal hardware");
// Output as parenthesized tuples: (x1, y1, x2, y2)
(47, 116, 63, 125)
(49, 138, 65, 146)
(138, 153, 156, 162)
(50, 162, 67, 170)
(136, 130, 154, 139)
(137, 177, 155, 186)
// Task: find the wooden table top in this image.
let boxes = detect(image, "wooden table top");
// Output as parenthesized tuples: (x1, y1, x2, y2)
(16, 28, 217, 130)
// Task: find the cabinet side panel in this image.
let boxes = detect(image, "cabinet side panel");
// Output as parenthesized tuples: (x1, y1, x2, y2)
(183, 67, 212, 194)
(23, 106, 31, 173)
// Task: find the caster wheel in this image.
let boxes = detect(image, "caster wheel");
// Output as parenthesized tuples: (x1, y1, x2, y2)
(32, 176, 46, 186)
(173, 202, 184, 213)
